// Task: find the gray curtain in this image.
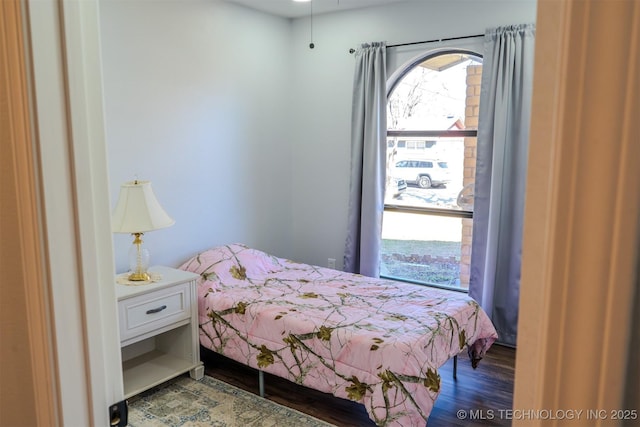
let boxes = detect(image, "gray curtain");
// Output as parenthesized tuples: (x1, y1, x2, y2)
(469, 24, 535, 346)
(344, 42, 387, 277)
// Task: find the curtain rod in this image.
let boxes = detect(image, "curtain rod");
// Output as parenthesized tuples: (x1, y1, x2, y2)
(348, 33, 483, 54)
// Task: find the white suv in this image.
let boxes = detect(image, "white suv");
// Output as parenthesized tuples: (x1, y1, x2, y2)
(392, 159, 452, 188)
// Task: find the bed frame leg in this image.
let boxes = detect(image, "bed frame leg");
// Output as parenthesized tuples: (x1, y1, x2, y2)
(258, 370, 265, 397)
(453, 355, 458, 380)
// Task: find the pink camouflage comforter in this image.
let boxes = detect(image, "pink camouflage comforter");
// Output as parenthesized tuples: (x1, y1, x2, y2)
(180, 244, 498, 426)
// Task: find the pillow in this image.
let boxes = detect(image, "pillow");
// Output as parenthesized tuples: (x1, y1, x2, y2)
(179, 243, 283, 287)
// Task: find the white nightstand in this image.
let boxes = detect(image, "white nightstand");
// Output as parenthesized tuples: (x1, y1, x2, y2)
(116, 266, 204, 398)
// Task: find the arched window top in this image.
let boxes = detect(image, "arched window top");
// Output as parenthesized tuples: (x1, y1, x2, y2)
(387, 51, 482, 132)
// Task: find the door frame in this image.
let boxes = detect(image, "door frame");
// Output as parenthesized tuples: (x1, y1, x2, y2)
(515, 0, 639, 419)
(24, 0, 123, 424)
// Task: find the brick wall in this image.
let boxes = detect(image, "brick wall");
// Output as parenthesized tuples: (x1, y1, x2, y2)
(460, 64, 482, 288)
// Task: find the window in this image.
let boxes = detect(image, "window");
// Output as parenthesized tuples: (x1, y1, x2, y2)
(382, 51, 482, 291)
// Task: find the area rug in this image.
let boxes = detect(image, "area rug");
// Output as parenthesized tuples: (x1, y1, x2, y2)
(126, 375, 336, 427)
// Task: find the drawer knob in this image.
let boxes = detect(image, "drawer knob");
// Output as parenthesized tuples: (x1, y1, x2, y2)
(146, 305, 167, 315)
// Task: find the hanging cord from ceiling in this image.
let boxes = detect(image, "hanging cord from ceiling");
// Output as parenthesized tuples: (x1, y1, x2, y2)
(307, 0, 343, 49)
(309, 0, 315, 49)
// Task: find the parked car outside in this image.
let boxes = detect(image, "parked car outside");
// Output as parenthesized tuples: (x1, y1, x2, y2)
(391, 159, 452, 188)
(390, 177, 407, 199)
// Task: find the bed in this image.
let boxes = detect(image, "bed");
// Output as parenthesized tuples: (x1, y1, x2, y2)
(179, 243, 498, 426)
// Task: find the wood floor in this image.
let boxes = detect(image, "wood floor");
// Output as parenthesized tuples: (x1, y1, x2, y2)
(202, 344, 515, 426)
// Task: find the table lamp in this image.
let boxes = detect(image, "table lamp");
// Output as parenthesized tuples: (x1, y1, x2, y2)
(111, 180, 175, 281)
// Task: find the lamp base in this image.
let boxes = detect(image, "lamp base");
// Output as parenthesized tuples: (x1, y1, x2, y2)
(127, 271, 151, 281)
(128, 232, 151, 281)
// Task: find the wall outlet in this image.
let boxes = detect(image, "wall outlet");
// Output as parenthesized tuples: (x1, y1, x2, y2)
(328, 258, 336, 269)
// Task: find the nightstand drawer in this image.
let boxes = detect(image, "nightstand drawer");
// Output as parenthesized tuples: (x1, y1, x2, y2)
(119, 282, 191, 342)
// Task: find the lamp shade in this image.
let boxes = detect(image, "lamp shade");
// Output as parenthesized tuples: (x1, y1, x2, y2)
(111, 180, 175, 233)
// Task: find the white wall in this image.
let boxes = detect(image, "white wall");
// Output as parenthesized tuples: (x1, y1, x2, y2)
(100, 0, 537, 272)
(288, 0, 537, 269)
(100, 0, 294, 272)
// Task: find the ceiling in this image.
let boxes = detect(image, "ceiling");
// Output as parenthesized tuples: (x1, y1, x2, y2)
(224, 0, 409, 18)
